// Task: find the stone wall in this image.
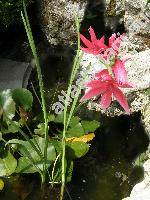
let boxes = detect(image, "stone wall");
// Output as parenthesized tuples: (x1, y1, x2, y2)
(38, 0, 87, 45)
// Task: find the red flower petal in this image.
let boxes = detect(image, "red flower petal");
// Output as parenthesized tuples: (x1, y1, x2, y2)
(80, 86, 107, 102)
(100, 88, 112, 109)
(85, 80, 108, 88)
(80, 27, 108, 55)
(97, 36, 108, 50)
(95, 69, 113, 81)
(112, 60, 127, 84)
(89, 26, 97, 43)
(112, 86, 130, 114)
(80, 47, 97, 55)
(109, 33, 124, 53)
(120, 82, 134, 88)
(109, 33, 116, 48)
(80, 34, 92, 48)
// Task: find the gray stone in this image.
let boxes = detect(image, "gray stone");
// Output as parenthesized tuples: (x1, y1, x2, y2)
(38, 0, 87, 46)
(0, 58, 31, 90)
(123, 157, 150, 200)
(105, 0, 125, 31)
(105, 0, 150, 50)
(124, 1, 150, 51)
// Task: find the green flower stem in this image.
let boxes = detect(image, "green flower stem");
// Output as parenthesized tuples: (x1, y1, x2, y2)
(21, 1, 48, 183)
(60, 16, 81, 200)
(66, 63, 91, 129)
(99, 60, 113, 76)
(107, 65, 113, 76)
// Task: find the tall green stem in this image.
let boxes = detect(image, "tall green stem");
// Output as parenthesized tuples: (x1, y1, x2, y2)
(21, 1, 48, 183)
(60, 16, 81, 200)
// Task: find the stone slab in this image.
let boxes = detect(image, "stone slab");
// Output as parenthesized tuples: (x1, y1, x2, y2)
(0, 58, 31, 91)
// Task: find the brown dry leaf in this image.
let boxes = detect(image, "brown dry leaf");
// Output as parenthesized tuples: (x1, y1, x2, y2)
(66, 133, 95, 143)
(0, 108, 3, 119)
(19, 107, 29, 122)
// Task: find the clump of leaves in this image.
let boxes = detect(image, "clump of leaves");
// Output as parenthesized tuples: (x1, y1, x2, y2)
(0, 88, 100, 183)
(0, 0, 33, 29)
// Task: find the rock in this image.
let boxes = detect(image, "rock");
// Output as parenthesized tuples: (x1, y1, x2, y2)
(123, 157, 150, 200)
(80, 49, 150, 117)
(141, 103, 150, 135)
(124, 0, 150, 51)
(0, 58, 31, 90)
(105, 0, 125, 32)
(105, 0, 150, 50)
(38, 0, 87, 46)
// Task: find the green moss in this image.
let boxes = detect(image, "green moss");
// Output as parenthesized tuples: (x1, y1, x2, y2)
(0, 0, 33, 29)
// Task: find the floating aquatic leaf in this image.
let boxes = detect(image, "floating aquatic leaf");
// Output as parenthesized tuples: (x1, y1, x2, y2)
(0, 89, 15, 121)
(0, 151, 17, 176)
(7, 136, 56, 173)
(66, 141, 89, 159)
(0, 179, 4, 191)
(66, 122, 85, 137)
(81, 120, 100, 133)
(12, 88, 33, 112)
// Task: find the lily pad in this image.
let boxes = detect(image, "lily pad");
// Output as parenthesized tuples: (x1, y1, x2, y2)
(0, 89, 16, 121)
(66, 141, 89, 159)
(16, 137, 56, 173)
(66, 123, 85, 138)
(81, 120, 100, 133)
(12, 88, 33, 112)
(0, 151, 17, 176)
(0, 179, 4, 191)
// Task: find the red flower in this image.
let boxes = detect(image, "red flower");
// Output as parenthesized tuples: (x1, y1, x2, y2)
(99, 33, 124, 62)
(80, 27, 124, 59)
(80, 26, 107, 55)
(112, 60, 127, 85)
(108, 33, 124, 54)
(80, 67, 132, 114)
